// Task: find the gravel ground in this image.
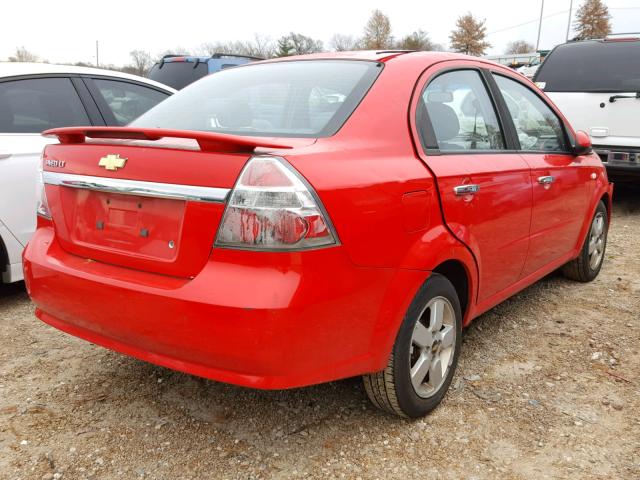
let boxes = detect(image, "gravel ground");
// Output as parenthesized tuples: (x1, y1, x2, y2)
(1, 187, 639, 480)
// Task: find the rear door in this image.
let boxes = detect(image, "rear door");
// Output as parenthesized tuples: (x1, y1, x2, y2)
(491, 72, 593, 276)
(0, 76, 91, 246)
(413, 64, 532, 302)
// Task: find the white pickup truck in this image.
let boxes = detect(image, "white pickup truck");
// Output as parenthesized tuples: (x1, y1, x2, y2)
(534, 37, 640, 182)
(0, 63, 175, 283)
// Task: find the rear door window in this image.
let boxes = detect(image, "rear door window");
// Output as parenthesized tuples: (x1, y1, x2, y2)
(91, 79, 170, 125)
(493, 75, 569, 152)
(417, 69, 505, 152)
(535, 40, 640, 92)
(0, 77, 89, 133)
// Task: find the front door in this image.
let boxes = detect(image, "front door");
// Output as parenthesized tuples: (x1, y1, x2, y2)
(491, 73, 593, 276)
(413, 67, 532, 302)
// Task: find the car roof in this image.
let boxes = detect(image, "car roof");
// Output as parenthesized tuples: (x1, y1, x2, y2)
(0, 62, 176, 92)
(260, 50, 474, 65)
(161, 54, 259, 60)
(561, 37, 640, 47)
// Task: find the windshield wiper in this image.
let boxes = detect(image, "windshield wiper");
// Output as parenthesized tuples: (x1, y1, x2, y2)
(609, 92, 640, 103)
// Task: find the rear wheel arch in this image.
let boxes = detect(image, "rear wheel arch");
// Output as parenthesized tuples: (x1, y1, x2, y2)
(600, 191, 611, 221)
(432, 259, 470, 322)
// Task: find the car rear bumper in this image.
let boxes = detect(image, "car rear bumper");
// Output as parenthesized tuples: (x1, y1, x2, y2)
(23, 226, 425, 389)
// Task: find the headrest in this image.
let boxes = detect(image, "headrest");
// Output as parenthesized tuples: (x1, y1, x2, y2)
(425, 102, 460, 142)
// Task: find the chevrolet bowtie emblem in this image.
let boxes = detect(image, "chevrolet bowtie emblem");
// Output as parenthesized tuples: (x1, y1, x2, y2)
(98, 154, 127, 171)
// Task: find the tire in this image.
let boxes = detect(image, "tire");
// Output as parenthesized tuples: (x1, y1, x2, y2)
(363, 273, 462, 418)
(562, 200, 608, 282)
(0, 234, 8, 284)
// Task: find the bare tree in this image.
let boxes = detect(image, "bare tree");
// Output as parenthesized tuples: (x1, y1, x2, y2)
(573, 0, 612, 40)
(329, 34, 359, 52)
(128, 50, 153, 76)
(155, 47, 189, 62)
(505, 40, 535, 54)
(449, 13, 491, 56)
(362, 10, 393, 49)
(396, 30, 436, 51)
(200, 35, 274, 58)
(200, 41, 238, 56)
(9, 46, 39, 62)
(248, 34, 275, 58)
(275, 33, 323, 57)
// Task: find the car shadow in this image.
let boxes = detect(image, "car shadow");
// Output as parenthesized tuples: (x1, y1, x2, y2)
(612, 183, 640, 215)
(0, 280, 28, 305)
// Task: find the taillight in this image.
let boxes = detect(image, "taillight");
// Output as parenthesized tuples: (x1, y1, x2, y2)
(36, 163, 51, 219)
(215, 156, 338, 250)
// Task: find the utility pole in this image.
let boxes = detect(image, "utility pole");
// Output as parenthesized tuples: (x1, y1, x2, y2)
(565, 0, 574, 41)
(96, 40, 99, 67)
(536, 0, 545, 51)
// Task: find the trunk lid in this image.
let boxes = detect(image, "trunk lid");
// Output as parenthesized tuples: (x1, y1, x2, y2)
(41, 127, 311, 277)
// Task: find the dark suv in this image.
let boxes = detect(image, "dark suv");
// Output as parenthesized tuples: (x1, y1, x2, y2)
(148, 53, 262, 90)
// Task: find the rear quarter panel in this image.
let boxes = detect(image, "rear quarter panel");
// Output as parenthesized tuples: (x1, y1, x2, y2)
(286, 55, 474, 273)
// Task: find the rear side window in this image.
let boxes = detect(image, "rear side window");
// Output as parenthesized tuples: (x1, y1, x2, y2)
(535, 41, 640, 92)
(494, 75, 569, 152)
(148, 61, 209, 90)
(93, 79, 169, 126)
(0, 78, 89, 133)
(133, 60, 382, 138)
(417, 70, 505, 152)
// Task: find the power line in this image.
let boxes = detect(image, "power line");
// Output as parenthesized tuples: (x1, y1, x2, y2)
(488, 9, 568, 36)
(487, 6, 640, 37)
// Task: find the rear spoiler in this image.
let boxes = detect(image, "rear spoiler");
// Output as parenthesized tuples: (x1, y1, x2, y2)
(42, 127, 296, 153)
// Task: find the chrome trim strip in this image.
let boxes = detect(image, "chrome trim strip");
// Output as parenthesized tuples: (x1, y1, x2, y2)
(43, 172, 229, 203)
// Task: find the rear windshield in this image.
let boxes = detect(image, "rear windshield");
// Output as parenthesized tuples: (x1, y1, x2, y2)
(132, 60, 382, 138)
(148, 61, 209, 90)
(535, 40, 640, 92)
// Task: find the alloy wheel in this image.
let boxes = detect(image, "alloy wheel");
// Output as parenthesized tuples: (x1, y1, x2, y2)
(409, 296, 456, 398)
(588, 212, 606, 270)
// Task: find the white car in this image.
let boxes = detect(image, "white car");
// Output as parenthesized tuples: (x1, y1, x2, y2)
(516, 59, 540, 79)
(0, 63, 175, 283)
(534, 37, 640, 181)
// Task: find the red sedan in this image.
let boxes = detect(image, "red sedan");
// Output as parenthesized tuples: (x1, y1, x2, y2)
(23, 51, 612, 418)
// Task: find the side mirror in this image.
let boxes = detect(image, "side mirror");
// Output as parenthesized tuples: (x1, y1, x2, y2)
(573, 130, 593, 156)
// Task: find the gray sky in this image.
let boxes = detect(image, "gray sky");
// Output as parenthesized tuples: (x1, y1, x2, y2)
(2, 0, 639, 65)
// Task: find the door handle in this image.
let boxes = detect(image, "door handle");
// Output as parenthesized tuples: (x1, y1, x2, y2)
(453, 184, 480, 196)
(537, 175, 555, 185)
(0, 151, 11, 160)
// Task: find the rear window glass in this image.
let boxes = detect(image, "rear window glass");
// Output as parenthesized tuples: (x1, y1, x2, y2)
(148, 61, 209, 90)
(132, 60, 382, 138)
(535, 40, 640, 92)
